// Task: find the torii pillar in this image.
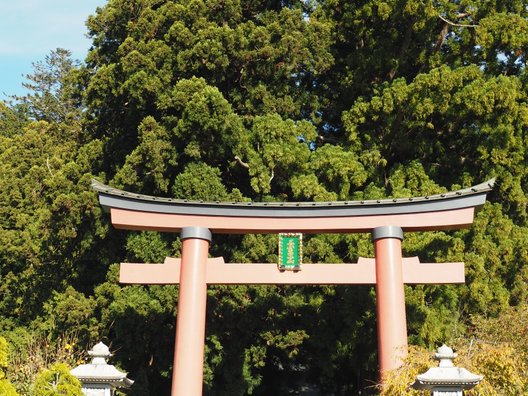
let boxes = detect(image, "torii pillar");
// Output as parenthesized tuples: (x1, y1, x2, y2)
(373, 225, 407, 373)
(92, 179, 494, 394)
(172, 227, 211, 395)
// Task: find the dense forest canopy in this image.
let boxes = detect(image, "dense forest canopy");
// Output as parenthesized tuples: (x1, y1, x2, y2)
(0, 0, 527, 394)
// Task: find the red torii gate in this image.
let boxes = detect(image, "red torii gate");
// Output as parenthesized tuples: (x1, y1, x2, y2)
(93, 179, 493, 395)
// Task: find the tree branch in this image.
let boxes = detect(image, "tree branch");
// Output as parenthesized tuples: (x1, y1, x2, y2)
(46, 156, 54, 176)
(434, 22, 449, 51)
(388, 21, 414, 81)
(438, 14, 477, 28)
(234, 155, 250, 169)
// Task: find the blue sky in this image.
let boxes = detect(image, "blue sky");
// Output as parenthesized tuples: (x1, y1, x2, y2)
(0, 0, 107, 99)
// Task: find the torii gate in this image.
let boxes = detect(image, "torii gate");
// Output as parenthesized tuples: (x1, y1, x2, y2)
(92, 179, 493, 395)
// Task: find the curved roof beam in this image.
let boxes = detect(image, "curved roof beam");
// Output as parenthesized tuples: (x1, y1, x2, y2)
(93, 179, 494, 233)
(93, 179, 494, 219)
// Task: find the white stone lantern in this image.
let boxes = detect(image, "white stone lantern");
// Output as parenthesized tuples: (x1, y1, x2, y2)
(71, 342, 133, 396)
(411, 344, 483, 395)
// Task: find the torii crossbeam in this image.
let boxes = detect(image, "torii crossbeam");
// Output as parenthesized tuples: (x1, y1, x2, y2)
(93, 179, 493, 395)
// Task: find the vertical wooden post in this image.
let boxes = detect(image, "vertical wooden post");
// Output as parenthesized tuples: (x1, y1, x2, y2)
(372, 225, 408, 376)
(172, 227, 211, 396)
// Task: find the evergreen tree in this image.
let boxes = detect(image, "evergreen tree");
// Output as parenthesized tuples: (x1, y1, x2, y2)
(0, 336, 18, 396)
(13, 49, 83, 124)
(0, 0, 526, 394)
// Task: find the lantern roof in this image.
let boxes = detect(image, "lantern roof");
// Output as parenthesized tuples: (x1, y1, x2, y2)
(412, 344, 483, 390)
(70, 342, 133, 388)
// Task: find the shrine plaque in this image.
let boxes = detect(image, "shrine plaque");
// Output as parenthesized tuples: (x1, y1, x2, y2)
(278, 233, 302, 271)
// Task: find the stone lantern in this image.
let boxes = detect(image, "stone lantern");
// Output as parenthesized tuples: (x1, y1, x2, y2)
(71, 342, 133, 396)
(411, 344, 483, 395)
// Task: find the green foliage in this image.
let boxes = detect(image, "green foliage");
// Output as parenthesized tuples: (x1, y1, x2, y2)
(0, 0, 527, 393)
(0, 336, 18, 395)
(36, 287, 98, 345)
(0, 380, 19, 396)
(173, 162, 230, 200)
(0, 102, 28, 138)
(32, 363, 82, 396)
(0, 120, 108, 325)
(0, 336, 8, 376)
(4, 329, 81, 396)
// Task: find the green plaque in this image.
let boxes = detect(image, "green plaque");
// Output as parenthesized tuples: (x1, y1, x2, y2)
(278, 233, 302, 271)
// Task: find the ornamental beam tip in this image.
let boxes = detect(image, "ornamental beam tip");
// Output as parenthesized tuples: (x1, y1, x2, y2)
(91, 178, 106, 191)
(487, 178, 496, 189)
